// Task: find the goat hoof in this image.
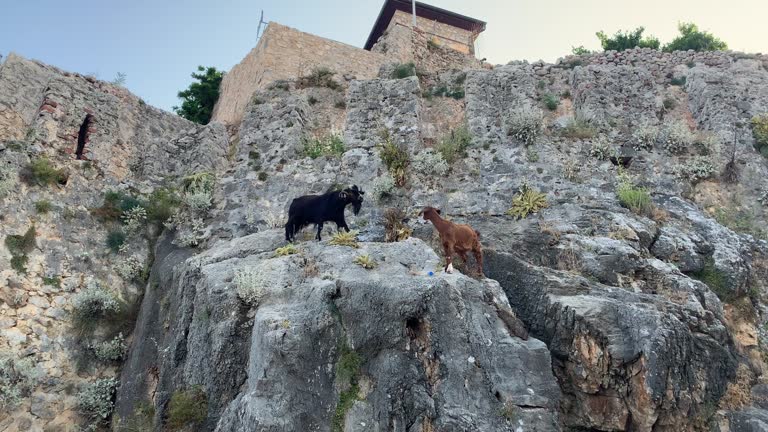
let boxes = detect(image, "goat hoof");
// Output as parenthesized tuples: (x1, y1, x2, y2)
(446, 263, 455, 274)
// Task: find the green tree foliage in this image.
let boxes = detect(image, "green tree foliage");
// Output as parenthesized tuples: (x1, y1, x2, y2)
(663, 22, 728, 52)
(596, 27, 660, 51)
(173, 66, 224, 124)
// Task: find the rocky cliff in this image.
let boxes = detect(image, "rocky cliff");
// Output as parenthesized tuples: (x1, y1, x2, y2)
(1, 46, 768, 432)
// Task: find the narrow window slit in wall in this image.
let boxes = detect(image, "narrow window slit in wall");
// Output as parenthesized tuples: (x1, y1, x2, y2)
(75, 114, 92, 160)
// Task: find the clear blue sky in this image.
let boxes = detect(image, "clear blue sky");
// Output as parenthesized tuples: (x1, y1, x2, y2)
(2, 0, 765, 112)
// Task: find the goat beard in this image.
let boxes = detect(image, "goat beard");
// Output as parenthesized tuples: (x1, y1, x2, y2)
(351, 202, 362, 215)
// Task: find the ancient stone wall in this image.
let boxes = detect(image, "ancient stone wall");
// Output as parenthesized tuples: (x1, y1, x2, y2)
(389, 10, 477, 54)
(211, 23, 388, 126)
(558, 47, 768, 82)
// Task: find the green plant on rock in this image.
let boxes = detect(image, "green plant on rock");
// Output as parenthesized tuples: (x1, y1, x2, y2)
(5, 225, 36, 274)
(145, 187, 182, 226)
(274, 244, 298, 257)
(90, 333, 126, 362)
(71, 283, 123, 331)
(661, 120, 695, 154)
(378, 132, 409, 186)
(0, 353, 40, 410)
(371, 174, 396, 203)
(77, 377, 119, 423)
(107, 230, 126, 253)
(713, 206, 768, 241)
(616, 172, 652, 216)
(751, 114, 768, 158)
(391, 62, 416, 79)
(541, 93, 559, 111)
(383, 208, 413, 242)
(560, 117, 597, 139)
(353, 254, 376, 269)
(173, 66, 224, 124)
(332, 341, 362, 432)
(297, 67, 340, 90)
(302, 133, 346, 159)
(506, 183, 548, 219)
(571, 45, 592, 55)
(670, 76, 687, 86)
(632, 122, 659, 151)
(23, 157, 68, 186)
(691, 258, 733, 302)
(412, 150, 449, 177)
(34, 199, 52, 214)
(506, 105, 543, 146)
(42, 275, 61, 288)
(678, 156, 715, 183)
(436, 125, 472, 165)
(167, 386, 208, 431)
(329, 231, 359, 248)
(0, 162, 17, 199)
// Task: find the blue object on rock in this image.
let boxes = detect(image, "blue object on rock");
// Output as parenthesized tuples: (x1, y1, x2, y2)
(428, 271, 434, 276)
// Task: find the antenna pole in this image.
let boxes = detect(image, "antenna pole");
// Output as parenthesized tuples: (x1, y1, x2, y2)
(412, 0, 417, 28)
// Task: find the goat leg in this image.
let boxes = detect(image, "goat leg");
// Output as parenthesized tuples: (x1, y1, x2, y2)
(474, 249, 484, 277)
(316, 223, 323, 241)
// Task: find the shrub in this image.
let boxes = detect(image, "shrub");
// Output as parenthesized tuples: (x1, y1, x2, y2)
(274, 244, 298, 257)
(115, 256, 143, 280)
(353, 255, 376, 269)
(561, 117, 597, 139)
(334, 100, 346, 109)
(0, 353, 40, 410)
(541, 93, 559, 111)
(663, 96, 677, 110)
(378, 133, 409, 186)
(90, 333, 126, 362)
(297, 67, 340, 90)
(332, 343, 361, 432)
(670, 76, 687, 86)
(107, 230, 126, 253)
(751, 114, 768, 158)
(77, 377, 119, 422)
(24, 157, 68, 186)
(144, 187, 182, 226)
(590, 139, 613, 160)
(412, 150, 449, 176)
(121, 206, 147, 235)
(181, 172, 215, 214)
(34, 200, 52, 214)
(663, 22, 728, 52)
(506, 184, 548, 219)
(436, 125, 472, 164)
(5, 225, 36, 274)
(371, 175, 396, 203)
(307, 95, 318, 105)
(425, 84, 464, 100)
(302, 133, 346, 159)
(234, 268, 267, 305)
(616, 174, 652, 216)
(92, 190, 141, 222)
(571, 46, 591, 55)
(714, 207, 768, 241)
(329, 231, 359, 248)
(391, 62, 416, 79)
(167, 387, 208, 431)
(691, 258, 732, 302)
(42, 276, 61, 288)
(596, 27, 660, 51)
(526, 147, 540, 162)
(72, 284, 123, 325)
(0, 162, 17, 199)
(678, 156, 715, 183)
(257, 171, 268, 181)
(661, 121, 695, 154)
(632, 122, 659, 151)
(383, 208, 412, 242)
(505, 105, 543, 146)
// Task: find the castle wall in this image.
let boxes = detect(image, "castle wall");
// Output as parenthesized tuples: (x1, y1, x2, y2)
(388, 9, 477, 54)
(211, 23, 388, 126)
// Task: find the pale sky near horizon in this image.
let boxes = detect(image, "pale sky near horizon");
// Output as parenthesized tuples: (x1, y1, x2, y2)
(1, 0, 766, 112)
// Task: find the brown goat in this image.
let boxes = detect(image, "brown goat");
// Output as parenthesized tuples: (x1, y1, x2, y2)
(420, 207, 483, 276)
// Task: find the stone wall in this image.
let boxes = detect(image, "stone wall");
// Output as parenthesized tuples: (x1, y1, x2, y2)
(558, 47, 768, 82)
(0, 54, 228, 432)
(389, 10, 477, 54)
(211, 23, 388, 126)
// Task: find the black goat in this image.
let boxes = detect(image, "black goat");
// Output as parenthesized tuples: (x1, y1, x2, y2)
(285, 185, 365, 242)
